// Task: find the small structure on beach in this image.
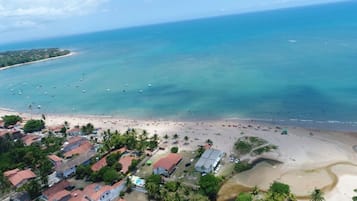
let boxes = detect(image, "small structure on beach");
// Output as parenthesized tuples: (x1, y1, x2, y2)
(153, 153, 182, 177)
(195, 148, 224, 173)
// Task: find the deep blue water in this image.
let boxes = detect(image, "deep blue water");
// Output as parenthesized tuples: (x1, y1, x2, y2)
(1, 1, 357, 128)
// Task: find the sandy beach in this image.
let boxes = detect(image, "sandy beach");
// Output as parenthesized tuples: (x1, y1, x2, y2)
(0, 51, 76, 71)
(1, 108, 357, 200)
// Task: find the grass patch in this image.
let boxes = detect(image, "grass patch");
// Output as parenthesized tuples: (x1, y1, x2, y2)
(252, 145, 278, 156)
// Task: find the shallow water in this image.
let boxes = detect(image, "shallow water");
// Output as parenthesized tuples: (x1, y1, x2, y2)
(217, 161, 357, 201)
(0, 2, 357, 126)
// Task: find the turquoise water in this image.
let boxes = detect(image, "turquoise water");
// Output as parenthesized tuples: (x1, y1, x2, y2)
(1, 1, 357, 127)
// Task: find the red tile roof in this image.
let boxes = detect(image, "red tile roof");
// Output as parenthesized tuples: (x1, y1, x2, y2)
(64, 141, 93, 158)
(3, 168, 20, 177)
(69, 180, 125, 201)
(48, 154, 63, 162)
(43, 180, 70, 199)
(5, 169, 36, 187)
(153, 153, 182, 172)
(119, 156, 135, 174)
(91, 147, 128, 172)
(83, 183, 112, 201)
(67, 136, 85, 144)
(48, 125, 64, 133)
(48, 190, 71, 201)
(91, 157, 107, 172)
(69, 190, 86, 201)
(21, 134, 41, 146)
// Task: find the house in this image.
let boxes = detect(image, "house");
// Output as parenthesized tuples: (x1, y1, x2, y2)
(63, 141, 93, 159)
(48, 154, 64, 167)
(10, 191, 31, 201)
(21, 134, 41, 146)
(42, 180, 71, 201)
(69, 180, 126, 201)
(194, 148, 224, 173)
(0, 129, 22, 139)
(91, 147, 128, 172)
(62, 136, 87, 153)
(69, 190, 86, 201)
(67, 127, 82, 136)
(4, 168, 36, 188)
(48, 125, 65, 133)
(153, 153, 182, 176)
(119, 156, 135, 174)
(56, 151, 96, 178)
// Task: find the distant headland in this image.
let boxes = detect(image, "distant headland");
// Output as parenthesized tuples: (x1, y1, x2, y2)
(0, 48, 72, 70)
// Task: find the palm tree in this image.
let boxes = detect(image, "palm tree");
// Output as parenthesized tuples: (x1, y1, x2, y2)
(310, 188, 325, 201)
(184, 136, 189, 141)
(173, 133, 179, 139)
(164, 134, 169, 140)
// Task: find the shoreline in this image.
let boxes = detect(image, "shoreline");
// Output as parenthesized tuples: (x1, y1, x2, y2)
(2, 105, 357, 132)
(1, 108, 357, 200)
(0, 51, 76, 71)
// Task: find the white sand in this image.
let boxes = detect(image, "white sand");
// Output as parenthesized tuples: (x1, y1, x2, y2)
(1, 109, 357, 200)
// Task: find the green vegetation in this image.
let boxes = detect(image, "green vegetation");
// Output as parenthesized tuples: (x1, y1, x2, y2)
(199, 174, 221, 200)
(145, 174, 210, 201)
(310, 188, 325, 201)
(0, 48, 70, 67)
(90, 166, 122, 184)
(1, 115, 22, 128)
(81, 123, 94, 135)
(252, 145, 278, 156)
(24, 119, 45, 133)
(106, 152, 121, 167)
(101, 129, 158, 154)
(103, 168, 120, 184)
(75, 165, 93, 179)
(21, 180, 41, 199)
(128, 159, 139, 172)
(236, 192, 253, 201)
(234, 161, 253, 173)
(171, 146, 179, 153)
(234, 140, 253, 155)
(235, 181, 297, 201)
(0, 134, 64, 191)
(234, 136, 277, 156)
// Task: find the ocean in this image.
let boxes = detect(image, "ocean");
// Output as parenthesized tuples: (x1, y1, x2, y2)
(1, 1, 357, 129)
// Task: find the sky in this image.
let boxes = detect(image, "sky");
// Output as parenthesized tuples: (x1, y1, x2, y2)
(0, 0, 348, 44)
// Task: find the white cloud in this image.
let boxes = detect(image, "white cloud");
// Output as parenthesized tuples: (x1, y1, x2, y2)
(0, 0, 108, 34)
(0, 0, 108, 18)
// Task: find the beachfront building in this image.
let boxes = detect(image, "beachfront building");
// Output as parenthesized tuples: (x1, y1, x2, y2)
(21, 134, 41, 146)
(56, 151, 95, 178)
(67, 127, 82, 136)
(62, 136, 87, 153)
(4, 168, 37, 188)
(195, 148, 224, 173)
(153, 153, 182, 177)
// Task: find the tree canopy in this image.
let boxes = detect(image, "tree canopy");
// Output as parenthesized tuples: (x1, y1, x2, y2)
(1, 115, 22, 128)
(24, 119, 45, 133)
(0, 48, 70, 68)
(199, 174, 221, 200)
